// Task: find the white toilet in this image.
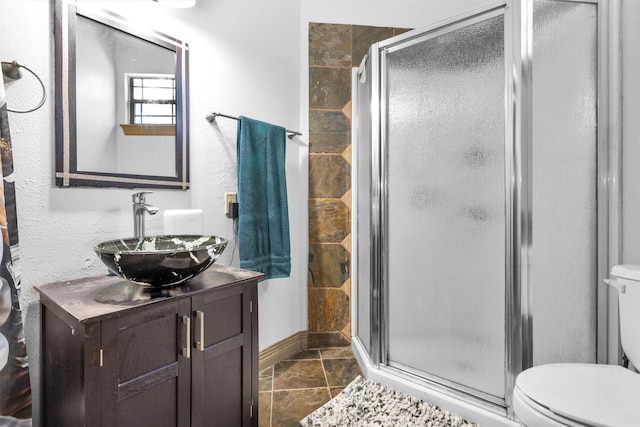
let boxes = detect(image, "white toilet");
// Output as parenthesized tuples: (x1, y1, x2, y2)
(512, 265, 640, 427)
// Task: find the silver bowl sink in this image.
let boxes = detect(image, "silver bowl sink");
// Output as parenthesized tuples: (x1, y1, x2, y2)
(95, 235, 228, 287)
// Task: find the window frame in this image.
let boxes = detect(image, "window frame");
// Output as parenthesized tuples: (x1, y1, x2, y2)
(127, 73, 177, 125)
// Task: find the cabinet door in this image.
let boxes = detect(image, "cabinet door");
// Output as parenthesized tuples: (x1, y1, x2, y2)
(191, 282, 257, 427)
(41, 306, 101, 427)
(101, 298, 192, 427)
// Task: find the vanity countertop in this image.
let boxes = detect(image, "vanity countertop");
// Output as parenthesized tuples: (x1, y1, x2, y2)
(35, 264, 263, 323)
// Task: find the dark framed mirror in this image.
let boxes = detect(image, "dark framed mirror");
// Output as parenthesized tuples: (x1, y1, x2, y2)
(54, 0, 189, 189)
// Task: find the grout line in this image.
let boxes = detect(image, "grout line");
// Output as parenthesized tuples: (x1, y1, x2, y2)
(269, 390, 273, 427)
(309, 107, 349, 112)
(272, 385, 333, 393)
(280, 357, 321, 363)
(308, 64, 354, 70)
(320, 349, 331, 390)
(269, 366, 274, 391)
(308, 155, 351, 161)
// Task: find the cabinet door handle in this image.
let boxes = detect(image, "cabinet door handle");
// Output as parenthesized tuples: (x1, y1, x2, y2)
(181, 315, 191, 359)
(195, 310, 205, 351)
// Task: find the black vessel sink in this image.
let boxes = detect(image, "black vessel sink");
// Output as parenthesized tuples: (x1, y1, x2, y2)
(95, 235, 228, 287)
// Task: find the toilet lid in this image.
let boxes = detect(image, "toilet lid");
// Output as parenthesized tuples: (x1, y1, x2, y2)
(611, 264, 640, 281)
(516, 363, 640, 427)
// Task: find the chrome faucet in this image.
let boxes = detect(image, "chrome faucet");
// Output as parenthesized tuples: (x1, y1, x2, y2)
(132, 192, 159, 239)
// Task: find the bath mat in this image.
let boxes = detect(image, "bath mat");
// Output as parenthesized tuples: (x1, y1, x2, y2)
(300, 376, 480, 427)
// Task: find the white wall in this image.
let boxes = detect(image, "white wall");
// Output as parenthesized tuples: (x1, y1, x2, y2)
(1, 0, 300, 424)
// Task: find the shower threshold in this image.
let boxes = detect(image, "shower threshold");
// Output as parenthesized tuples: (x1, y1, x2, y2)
(351, 338, 520, 427)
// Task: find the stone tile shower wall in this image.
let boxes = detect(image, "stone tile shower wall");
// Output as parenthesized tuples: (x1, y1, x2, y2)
(308, 23, 409, 348)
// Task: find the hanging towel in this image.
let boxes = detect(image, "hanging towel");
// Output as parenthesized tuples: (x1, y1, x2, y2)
(237, 116, 291, 280)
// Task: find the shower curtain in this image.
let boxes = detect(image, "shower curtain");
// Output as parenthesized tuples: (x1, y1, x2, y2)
(0, 76, 32, 422)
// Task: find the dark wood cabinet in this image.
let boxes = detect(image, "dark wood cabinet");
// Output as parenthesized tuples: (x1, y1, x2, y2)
(190, 283, 257, 426)
(100, 298, 192, 427)
(37, 265, 261, 427)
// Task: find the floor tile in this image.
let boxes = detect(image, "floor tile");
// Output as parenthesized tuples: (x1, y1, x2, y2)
(273, 359, 326, 390)
(285, 349, 321, 360)
(329, 386, 346, 397)
(258, 392, 272, 427)
(320, 347, 354, 359)
(259, 366, 273, 392)
(323, 358, 362, 387)
(261, 346, 358, 426)
(271, 388, 331, 427)
(259, 366, 274, 377)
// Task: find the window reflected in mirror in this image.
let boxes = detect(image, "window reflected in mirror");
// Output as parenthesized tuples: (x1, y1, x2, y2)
(129, 75, 176, 125)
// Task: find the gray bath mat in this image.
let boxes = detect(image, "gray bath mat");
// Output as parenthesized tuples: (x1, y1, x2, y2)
(300, 376, 480, 427)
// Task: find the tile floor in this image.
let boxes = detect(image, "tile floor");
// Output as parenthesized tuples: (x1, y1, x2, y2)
(259, 347, 363, 427)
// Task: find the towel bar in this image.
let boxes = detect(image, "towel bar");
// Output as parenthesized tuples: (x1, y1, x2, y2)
(205, 112, 302, 139)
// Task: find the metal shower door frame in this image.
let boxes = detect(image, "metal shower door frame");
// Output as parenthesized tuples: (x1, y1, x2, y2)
(371, 2, 514, 412)
(365, 0, 613, 416)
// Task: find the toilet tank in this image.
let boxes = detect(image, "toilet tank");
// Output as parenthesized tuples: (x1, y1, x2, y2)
(608, 265, 640, 368)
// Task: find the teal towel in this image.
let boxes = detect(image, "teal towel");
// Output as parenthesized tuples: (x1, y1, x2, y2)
(237, 116, 291, 280)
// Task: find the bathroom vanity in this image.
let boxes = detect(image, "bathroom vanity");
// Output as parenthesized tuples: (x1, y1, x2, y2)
(36, 264, 261, 427)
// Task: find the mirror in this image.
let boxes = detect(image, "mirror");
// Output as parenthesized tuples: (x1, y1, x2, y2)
(54, 0, 190, 189)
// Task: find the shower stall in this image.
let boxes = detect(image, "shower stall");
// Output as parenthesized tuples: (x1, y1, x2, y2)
(352, 0, 612, 422)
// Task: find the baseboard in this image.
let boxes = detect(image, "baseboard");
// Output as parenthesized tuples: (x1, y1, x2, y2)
(259, 330, 307, 371)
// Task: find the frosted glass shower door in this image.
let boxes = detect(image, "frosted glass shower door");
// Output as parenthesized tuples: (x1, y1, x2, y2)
(355, 54, 373, 355)
(530, 0, 597, 367)
(384, 12, 506, 401)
